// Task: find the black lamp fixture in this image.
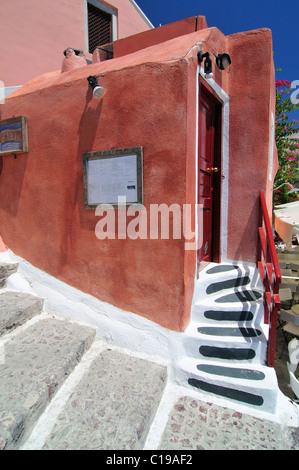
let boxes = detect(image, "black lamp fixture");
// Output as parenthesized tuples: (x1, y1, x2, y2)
(197, 50, 213, 79)
(87, 75, 105, 99)
(215, 53, 231, 70)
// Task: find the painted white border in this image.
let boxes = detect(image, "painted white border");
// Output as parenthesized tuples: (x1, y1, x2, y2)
(269, 112, 275, 181)
(197, 66, 230, 263)
(194, 67, 199, 267)
(1, 250, 178, 363)
(128, 0, 154, 29)
(84, 0, 118, 53)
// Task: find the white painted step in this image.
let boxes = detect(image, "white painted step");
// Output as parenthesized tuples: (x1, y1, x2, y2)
(180, 261, 280, 413)
(192, 293, 265, 325)
(174, 356, 278, 413)
(192, 264, 264, 325)
(191, 303, 265, 327)
(194, 285, 264, 306)
(194, 263, 264, 299)
(181, 321, 268, 364)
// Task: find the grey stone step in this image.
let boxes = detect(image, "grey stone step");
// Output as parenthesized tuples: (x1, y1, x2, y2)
(0, 291, 44, 337)
(40, 349, 167, 450)
(0, 263, 18, 288)
(0, 318, 96, 450)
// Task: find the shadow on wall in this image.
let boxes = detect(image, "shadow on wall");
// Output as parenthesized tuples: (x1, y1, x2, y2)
(0, 153, 28, 217)
(0, 107, 3, 175)
(231, 197, 259, 262)
(77, 86, 104, 155)
(54, 85, 104, 270)
(76, 85, 104, 231)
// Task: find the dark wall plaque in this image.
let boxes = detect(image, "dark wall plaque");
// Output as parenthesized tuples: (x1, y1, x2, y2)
(0, 116, 28, 155)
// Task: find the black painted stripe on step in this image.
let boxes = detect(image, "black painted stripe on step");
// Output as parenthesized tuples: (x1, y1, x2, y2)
(196, 364, 265, 380)
(200, 345, 256, 360)
(197, 327, 262, 338)
(206, 265, 239, 274)
(215, 290, 262, 303)
(188, 378, 264, 406)
(206, 276, 251, 295)
(204, 310, 254, 322)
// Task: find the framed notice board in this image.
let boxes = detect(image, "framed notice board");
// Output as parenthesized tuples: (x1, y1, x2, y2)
(83, 147, 143, 208)
(0, 116, 28, 155)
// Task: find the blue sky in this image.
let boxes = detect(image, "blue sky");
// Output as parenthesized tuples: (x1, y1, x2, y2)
(136, 0, 299, 121)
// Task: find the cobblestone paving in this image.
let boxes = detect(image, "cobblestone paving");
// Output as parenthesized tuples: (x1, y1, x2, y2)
(41, 349, 167, 450)
(159, 396, 299, 450)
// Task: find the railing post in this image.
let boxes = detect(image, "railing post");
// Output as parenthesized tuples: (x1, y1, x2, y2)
(257, 191, 282, 367)
(267, 303, 279, 367)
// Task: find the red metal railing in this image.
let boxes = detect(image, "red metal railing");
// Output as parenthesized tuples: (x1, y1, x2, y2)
(257, 190, 281, 367)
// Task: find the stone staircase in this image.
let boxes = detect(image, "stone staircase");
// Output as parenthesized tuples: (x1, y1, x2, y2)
(0, 258, 291, 449)
(174, 263, 280, 414)
(0, 262, 167, 450)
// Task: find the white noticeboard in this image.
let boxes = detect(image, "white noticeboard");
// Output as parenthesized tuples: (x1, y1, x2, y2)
(83, 147, 143, 208)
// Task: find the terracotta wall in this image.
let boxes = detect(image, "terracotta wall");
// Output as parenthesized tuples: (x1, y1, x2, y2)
(226, 28, 276, 262)
(113, 16, 207, 57)
(0, 21, 277, 331)
(0, 55, 192, 331)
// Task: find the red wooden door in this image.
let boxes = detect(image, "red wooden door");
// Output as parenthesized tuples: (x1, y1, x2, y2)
(198, 86, 220, 269)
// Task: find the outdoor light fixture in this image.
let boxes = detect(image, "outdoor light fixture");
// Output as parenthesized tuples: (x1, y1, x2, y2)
(288, 187, 299, 194)
(197, 51, 213, 79)
(87, 75, 105, 99)
(215, 53, 231, 70)
(274, 182, 299, 194)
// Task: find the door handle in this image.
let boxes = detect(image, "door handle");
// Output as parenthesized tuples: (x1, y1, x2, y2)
(207, 167, 219, 173)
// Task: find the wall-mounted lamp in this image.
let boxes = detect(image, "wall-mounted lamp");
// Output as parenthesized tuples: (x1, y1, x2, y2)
(215, 53, 231, 70)
(197, 51, 213, 79)
(87, 75, 105, 99)
(274, 182, 299, 194)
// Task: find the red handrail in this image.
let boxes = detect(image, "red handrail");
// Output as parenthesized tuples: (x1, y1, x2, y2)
(257, 190, 281, 367)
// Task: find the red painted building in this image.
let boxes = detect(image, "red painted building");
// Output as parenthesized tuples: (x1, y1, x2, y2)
(0, 12, 277, 332)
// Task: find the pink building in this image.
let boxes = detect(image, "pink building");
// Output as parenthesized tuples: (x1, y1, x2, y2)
(0, 0, 153, 96)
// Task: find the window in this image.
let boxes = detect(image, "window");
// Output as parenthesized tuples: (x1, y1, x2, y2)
(85, 1, 118, 56)
(88, 3, 112, 53)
